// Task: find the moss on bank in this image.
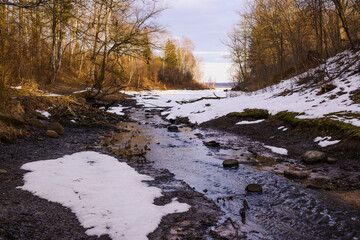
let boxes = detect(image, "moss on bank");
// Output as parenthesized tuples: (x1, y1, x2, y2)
(227, 108, 360, 139)
(273, 111, 360, 138)
(227, 108, 269, 119)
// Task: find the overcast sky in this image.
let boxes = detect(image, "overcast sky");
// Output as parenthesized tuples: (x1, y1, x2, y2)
(157, 0, 246, 82)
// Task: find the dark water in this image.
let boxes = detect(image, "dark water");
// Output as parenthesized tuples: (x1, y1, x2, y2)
(110, 108, 360, 240)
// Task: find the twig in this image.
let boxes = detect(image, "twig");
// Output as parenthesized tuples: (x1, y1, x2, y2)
(228, 217, 239, 239)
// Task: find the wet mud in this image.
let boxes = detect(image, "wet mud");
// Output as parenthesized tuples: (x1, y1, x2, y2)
(0, 110, 222, 240)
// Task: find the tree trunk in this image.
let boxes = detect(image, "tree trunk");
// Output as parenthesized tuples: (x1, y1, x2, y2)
(51, 0, 57, 83)
(333, 0, 354, 48)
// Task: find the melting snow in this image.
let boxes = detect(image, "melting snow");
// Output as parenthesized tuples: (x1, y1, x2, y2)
(99, 105, 127, 116)
(125, 50, 360, 127)
(264, 145, 288, 155)
(314, 136, 341, 147)
(11, 86, 22, 90)
(72, 87, 93, 94)
(18, 152, 190, 240)
(36, 110, 51, 118)
(107, 106, 127, 116)
(236, 119, 265, 125)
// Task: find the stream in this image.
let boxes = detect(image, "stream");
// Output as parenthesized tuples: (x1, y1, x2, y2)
(108, 107, 360, 239)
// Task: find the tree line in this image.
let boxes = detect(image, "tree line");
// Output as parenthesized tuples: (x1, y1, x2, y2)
(0, 0, 204, 102)
(227, 0, 360, 91)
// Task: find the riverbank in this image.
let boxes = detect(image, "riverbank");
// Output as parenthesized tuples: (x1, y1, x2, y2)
(0, 93, 223, 240)
(1, 82, 359, 239)
(201, 113, 360, 207)
(0, 63, 360, 239)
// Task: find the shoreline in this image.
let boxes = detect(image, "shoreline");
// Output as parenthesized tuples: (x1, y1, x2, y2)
(1, 91, 359, 239)
(0, 101, 223, 240)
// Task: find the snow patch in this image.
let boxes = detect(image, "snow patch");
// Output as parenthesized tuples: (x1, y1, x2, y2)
(11, 86, 22, 90)
(44, 93, 62, 97)
(264, 145, 288, 155)
(318, 140, 341, 147)
(72, 87, 93, 94)
(314, 136, 341, 147)
(36, 110, 51, 118)
(18, 151, 190, 240)
(106, 106, 127, 116)
(236, 119, 265, 125)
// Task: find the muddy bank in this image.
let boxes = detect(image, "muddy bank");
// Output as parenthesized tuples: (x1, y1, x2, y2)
(0, 116, 222, 239)
(201, 115, 360, 198)
(0, 126, 112, 240)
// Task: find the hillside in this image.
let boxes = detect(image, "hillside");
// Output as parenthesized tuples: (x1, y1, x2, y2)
(135, 48, 360, 130)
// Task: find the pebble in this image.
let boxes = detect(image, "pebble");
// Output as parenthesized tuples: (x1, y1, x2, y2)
(46, 130, 59, 138)
(48, 122, 64, 135)
(326, 157, 338, 164)
(167, 125, 180, 132)
(203, 141, 221, 148)
(223, 159, 240, 168)
(246, 184, 263, 193)
(284, 169, 308, 179)
(302, 151, 327, 164)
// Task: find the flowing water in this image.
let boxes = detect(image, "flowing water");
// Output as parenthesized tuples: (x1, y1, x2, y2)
(108, 107, 360, 240)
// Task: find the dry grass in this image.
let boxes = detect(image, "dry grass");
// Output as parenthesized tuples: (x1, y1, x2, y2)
(0, 88, 62, 142)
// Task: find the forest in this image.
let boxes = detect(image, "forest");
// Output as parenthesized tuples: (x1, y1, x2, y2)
(227, 0, 360, 91)
(0, 0, 205, 105)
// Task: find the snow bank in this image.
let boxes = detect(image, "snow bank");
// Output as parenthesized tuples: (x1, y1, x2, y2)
(125, 50, 360, 127)
(19, 151, 190, 240)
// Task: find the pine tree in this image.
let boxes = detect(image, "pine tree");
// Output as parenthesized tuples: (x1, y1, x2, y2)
(164, 39, 177, 66)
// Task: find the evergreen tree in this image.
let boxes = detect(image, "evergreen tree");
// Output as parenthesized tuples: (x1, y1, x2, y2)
(164, 39, 177, 66)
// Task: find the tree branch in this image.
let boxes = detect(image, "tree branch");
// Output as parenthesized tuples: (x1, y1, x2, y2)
(0, 0, 44, 9)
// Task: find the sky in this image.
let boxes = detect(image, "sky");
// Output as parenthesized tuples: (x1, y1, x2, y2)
(157, 0, 246, 83)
